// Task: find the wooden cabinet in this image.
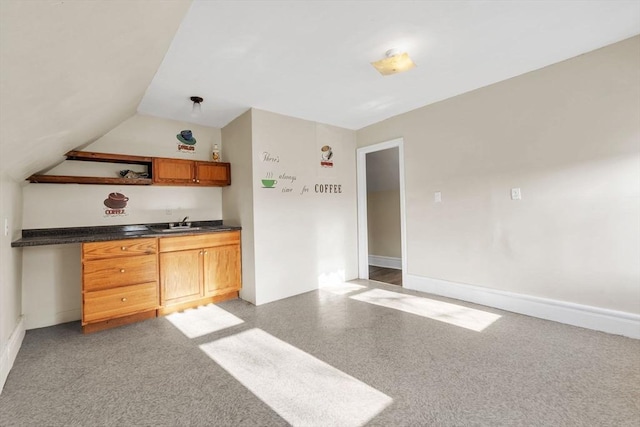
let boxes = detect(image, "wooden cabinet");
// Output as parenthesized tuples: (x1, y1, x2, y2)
(153, 158, 231, 186)
(79, 232, 241, 332)
(158, 231, 241, 315)
(159, 249, 202, 305)
(81, 238, 159, 333)
(195, 161, 231, 186)
(204, 243, 242, 296)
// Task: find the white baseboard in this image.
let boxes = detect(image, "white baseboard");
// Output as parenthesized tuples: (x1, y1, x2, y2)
(1, 316, 26, 393)
(405, 274, 640, 339)
(368, 255, 402, 270)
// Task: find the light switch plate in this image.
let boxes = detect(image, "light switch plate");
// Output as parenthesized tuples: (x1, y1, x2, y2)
(4, 218, 8, 236)
(511, 188, 522, 200)
(434, 191, 442, 203)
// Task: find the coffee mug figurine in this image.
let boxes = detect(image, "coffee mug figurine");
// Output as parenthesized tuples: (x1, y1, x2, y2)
(321, 145, 333, 161)
(261, 179, 277, 188)
(321, 145, 334, 167)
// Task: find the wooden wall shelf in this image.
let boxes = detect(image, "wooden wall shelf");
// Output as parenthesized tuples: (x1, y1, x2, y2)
(26, 150, 230, 187)
(27, 175, 153, 185)
(65, 151, 153, 164)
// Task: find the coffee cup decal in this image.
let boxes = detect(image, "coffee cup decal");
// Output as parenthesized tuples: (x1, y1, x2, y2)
(321, 145, 333, 168)
(261, 179, 277, 188)
(176, 129, 196, 145)
(104, 192, 129, 216)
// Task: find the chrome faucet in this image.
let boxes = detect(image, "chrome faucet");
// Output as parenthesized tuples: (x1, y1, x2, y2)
(179, 216, 189, 226)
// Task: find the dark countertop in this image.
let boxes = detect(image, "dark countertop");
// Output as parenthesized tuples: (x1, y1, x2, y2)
(11, 221, 241, 247)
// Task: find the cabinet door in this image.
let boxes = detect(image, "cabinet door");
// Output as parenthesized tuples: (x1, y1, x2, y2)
(195, 162, 231, 186)
(160, 249, 203, 305)
(153, 158, 195, 185)
(203, 244, 241, 296)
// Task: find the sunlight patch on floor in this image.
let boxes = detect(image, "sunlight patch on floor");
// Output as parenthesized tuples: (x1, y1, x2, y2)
(350, 288, 501, 332)
(319, 281, 367, 295)
(200, 328, 392, 427)
(165, 304, 244, 338)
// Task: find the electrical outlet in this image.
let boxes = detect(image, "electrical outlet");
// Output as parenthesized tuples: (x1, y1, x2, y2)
(434, 191, 442, 203)
(511, 188, 522, 200)
(4, 218, 8, 236)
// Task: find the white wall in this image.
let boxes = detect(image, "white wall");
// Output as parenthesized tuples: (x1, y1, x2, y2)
(251, 109, 358, 305)
(221, 110, 257, 304)
(21, 114, 223, 329)
(357, 36, 640, 315)
(0, 173, 24, 391)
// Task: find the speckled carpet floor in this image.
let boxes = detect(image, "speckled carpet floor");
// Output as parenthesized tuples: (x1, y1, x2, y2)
(1, 280, 639, 426)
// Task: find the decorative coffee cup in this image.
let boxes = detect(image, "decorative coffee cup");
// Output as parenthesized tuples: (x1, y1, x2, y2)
(261, 179, 277, 188)
(108, 192, 129, 202)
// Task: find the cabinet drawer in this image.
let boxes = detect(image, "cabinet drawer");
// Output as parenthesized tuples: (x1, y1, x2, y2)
(159, 231, 240, 252)
(83, 238, 157, 260)
(83, 282, 158, 323)
(83, 254, 157, 291)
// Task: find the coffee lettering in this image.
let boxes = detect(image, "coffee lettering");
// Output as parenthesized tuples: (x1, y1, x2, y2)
(314, 184, 342, 194)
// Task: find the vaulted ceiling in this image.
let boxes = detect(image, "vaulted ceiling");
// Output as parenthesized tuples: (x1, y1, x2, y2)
(1, 0, 639, 181)
(0, 0, 191, 181)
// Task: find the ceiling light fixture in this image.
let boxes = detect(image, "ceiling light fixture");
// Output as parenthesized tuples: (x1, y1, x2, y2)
(371, 49, 416, 76)
(190, 96, 203, 116)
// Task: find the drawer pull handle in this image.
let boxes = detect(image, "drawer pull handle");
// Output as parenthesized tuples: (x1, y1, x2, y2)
(121, 298, 127, 302)
(120, 269, 125, 273)
(121, 246, 127, 251)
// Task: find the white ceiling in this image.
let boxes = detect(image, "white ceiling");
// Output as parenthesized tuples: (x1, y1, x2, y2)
(138, 0, 640, 130)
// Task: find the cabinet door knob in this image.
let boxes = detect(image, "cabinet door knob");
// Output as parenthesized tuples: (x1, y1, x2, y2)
(199, 250, 203, 255)
(121, 298, 127, 302)
(121, 246, 127, 251)
(192, 179, 196, 182)
(196, 179, 200, 183)
(120, 269, 125, 273)
(204, 250, 208, 254)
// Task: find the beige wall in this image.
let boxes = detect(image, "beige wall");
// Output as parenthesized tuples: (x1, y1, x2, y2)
(367, 190, 402, 258)
(357, 36, 640, 314)
(23, 114, 222, 229)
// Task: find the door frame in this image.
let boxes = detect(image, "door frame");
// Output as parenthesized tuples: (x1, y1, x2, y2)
(356, 137, 407, 284)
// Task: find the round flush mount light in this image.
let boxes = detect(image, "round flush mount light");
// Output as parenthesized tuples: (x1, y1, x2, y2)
(190, 96, 203, 116)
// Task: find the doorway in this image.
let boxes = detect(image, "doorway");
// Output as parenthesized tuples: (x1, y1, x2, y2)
(357, 138, 407, 286)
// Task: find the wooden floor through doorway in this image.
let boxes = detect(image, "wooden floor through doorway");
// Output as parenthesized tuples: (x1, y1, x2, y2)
(368, 265, 402, 286)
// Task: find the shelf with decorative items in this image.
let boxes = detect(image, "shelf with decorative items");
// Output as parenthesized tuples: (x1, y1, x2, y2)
(26, 150, 230, 187)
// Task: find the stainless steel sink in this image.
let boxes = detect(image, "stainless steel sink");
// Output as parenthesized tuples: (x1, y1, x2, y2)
(148, 224, 232, 233)
(151, 226, 202, 233)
